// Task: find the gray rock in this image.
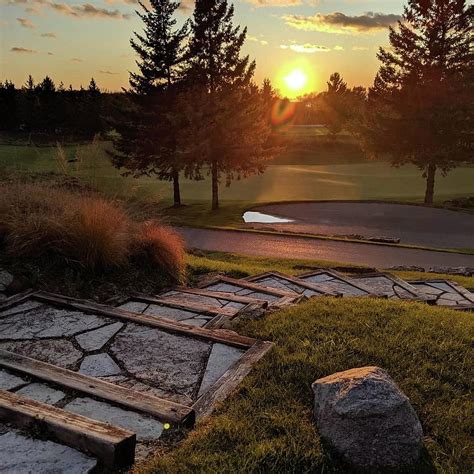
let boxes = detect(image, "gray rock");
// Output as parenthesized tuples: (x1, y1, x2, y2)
(75, 322, 123, 351)
(198, 343, 244, 397)
(79, 353, 122, 377)
(16, 383, 66, 405)
(110, 323, 211, 397)
(312, 366, 423, 470)
(65, 397, 163, 441)
(0, 430, 97, 473)
(0, 369, 27, 390)
(118, 301, 149, 313)
(0, 339, 82, 368)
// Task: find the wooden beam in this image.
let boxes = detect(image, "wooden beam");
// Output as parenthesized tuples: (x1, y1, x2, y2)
(0, 389, 136, 469)
(167, 287, 269, 307)
(0, 350, 194, 426)
(192, 341, 273, 418)
(130, 294, 238, 317)
(29, 292, 257, 349)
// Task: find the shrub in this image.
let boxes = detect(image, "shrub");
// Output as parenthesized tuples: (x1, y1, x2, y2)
(0, 182, 184, 277)
(133, 220, 185, 281)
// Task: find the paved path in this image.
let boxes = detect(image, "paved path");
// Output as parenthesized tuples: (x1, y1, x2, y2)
(178, 227, 474, 269)
(250, 202, 474, 249)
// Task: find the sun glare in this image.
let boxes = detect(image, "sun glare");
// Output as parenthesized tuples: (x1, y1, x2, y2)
(284, 69, 307, 92)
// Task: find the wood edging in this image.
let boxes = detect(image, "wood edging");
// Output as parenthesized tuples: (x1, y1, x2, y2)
(0, 389, 136, 469)
(0, 350, 194, 426)
(192, 340, 274, 418)
(129, 293, 237, 317)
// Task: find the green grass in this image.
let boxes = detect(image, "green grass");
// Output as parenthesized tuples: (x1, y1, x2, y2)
(1, 140, 473, 209)
(136, 252, 474, 473)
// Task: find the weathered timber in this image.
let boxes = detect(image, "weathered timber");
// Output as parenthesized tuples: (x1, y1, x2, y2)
(0, 350, 194, 425)
(0, 389, 136, 469)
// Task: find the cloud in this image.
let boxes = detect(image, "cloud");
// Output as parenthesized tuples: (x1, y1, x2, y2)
(283, 11, 401, 34)
(71, 57, 83, 62)
(17, 17, 35, 28)
(24, 1, 131, 20)
(352, 46, 369, 51)
(280, 43, 330, 53)
(100, 70, 118, 75)
(248, 35, 269, 46)
(333, 45, 344, 51)
(41, 32, 56, 38)
(47, 51, 53, 55)
(11, 46, 37, 53)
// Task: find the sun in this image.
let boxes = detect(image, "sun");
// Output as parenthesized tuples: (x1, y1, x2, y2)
(284, 69, 308, 92)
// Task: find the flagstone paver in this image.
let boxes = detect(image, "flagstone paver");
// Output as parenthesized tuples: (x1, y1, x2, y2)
(110, 323, 211, 398)
(79, 353, 122, 377)
(65, 397, 164, 441)
(299, 271, 371, 297)
(16, 382, 66, 405)
(0, 369, 28, 390)
(75, 322, 124, 351)
(0, 339, 83, 367)
(198, 343, 244, 397)
(0, 430, 97, 474)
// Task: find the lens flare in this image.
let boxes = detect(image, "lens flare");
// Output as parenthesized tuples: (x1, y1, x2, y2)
(271, 99, 296, 128)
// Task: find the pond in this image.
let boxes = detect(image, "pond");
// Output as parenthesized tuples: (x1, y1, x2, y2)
(242, 211, 294, 224)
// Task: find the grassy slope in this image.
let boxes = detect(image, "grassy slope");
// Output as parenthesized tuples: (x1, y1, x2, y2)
(135, 252, 474, 474)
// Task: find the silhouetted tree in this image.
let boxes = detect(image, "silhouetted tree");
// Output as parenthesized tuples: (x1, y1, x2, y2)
(187, 0, 273, 210)
(112, 0, 189, 206)
(362, 0, 473, 204)
(320, 72, 348, 138)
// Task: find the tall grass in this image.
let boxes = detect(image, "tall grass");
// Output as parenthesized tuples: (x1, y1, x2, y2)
(0, 182, 183, 277)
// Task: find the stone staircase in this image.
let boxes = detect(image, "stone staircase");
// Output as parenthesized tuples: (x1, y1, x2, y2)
(0, 268, 472, 472)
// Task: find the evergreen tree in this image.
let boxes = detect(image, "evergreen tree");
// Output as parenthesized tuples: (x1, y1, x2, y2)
(187, 0, 273, 210)
(321, 72, 348, 138)
(112, 0, 189, 206)
(362, 0, 473, 204)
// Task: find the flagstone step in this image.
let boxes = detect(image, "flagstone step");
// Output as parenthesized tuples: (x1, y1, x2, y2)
(199, 275, 304, 307)
(297, 269, 376, 297)
(407, 279, 474, 309)
(245, 271, 341, 298)
(349, 273, 432, 301)
(117, 292, 264, 329)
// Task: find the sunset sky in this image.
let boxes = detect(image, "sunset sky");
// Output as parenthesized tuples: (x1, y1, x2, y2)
(1, 0, 404, 97)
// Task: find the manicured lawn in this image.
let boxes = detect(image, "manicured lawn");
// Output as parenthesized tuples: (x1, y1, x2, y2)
(136, 289, 473, 473)
(1, 141, 473, 212)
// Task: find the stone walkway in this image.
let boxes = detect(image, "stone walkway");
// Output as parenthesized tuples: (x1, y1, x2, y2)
(0, 266, 472, 472)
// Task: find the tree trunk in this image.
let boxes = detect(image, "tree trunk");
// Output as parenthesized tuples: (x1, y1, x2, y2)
(211, 159, 219, 210)
(172, 168, 181, 207)
(424, 163, 436, 205)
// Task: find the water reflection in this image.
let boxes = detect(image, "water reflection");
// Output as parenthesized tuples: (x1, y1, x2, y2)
(243, 211, 293, 224)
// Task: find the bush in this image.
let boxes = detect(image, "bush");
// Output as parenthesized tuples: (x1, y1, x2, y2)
(133, 220, 185, 281)
(0, 182, 184, 277)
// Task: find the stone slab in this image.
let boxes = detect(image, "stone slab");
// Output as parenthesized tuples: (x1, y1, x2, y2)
(0, 430, 97, 473)
(75, 322, 124, 351)
(198, 343, 244, 397)
(16, 383, 66, 405)
(65, 397, 164, 441)
(0, 304, 112, 340)
(0, 270, 13, 291)
(0, 369, 28, 390)
(144, 304, 200, 322)
(110, 323, 212, 398)
(79, 353, 122, 377)
(118, 301, 149, 313)
(0, 339, 83, 368)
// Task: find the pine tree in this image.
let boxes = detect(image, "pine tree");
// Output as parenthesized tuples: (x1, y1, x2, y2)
(112, 0, 189, 206)
(363, 0, 473, 204)
(321, 72, 349, 138)
(187, 0, 273, 210)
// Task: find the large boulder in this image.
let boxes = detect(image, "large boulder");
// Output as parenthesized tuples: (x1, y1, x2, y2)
(312, 366, 423, 470)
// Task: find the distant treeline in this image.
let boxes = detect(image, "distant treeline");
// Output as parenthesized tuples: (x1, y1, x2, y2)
(0, 75, 125, 141)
